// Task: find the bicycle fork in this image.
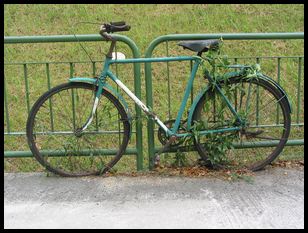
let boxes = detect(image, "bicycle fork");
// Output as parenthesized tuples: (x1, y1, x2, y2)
(81, 97, 100, 131)
(75, 84, 103, 136)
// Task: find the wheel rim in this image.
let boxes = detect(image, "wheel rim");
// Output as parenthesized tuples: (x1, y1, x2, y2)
(194, 78, 290, 170)
(28, 83, 129, 176)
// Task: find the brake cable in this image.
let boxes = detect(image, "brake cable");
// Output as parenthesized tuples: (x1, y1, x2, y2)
(71, 21, 103, 64)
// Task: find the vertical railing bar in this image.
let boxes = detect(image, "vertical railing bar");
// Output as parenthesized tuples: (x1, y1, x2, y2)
(213, 93, 216, 122)
(239, 58, 244, 110)
(234, 58, 238, 65)
(92, 61, 97, 76)
(92, 61, 99, 132)
(70, 62, 76, 130)
(245, 80, 252, 113)
(166, 41, 171, 119)
(256, 57, 260, 126)
(23, 64, 30, 114)
(190, 59, 194, 105)
(4, 74, 11, 133)
(114, 44, 121, 146)
(234, 58, 238, 111)
(276, 57, 281, 124)
(296, 57, 302, 124)
(46, 63, 54, 131)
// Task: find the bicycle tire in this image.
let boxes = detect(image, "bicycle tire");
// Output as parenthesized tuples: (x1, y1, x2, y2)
(192, 76, 291, 171)
(26, 82, 130, 176)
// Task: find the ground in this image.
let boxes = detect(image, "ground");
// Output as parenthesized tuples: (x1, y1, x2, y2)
(4, 166, 304, 229)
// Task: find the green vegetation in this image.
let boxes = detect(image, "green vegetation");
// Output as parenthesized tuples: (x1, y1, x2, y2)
(4, 4, 304, 174)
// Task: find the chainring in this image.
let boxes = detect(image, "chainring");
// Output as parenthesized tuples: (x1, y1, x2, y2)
(157, 119, 187, 147)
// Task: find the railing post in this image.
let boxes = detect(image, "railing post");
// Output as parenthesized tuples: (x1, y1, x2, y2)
(144, 32, 304, 170)
(4, 34, 144, 171)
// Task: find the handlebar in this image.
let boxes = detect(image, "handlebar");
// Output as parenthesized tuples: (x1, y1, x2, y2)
(99, 21, 131, 41)
(99, 21, 130, 57)
(110, 21, 126, 26)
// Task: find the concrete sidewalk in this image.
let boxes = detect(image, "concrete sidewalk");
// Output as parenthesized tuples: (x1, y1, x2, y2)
(4, 167, 304, 229)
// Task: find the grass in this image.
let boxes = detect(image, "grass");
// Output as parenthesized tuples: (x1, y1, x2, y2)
(4, 4, 304, 175)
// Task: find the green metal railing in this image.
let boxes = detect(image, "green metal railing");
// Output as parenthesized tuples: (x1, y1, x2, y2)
(4, 32, 304, 172)
(144, 32, 304, 169)
(4, 34, 144, 170)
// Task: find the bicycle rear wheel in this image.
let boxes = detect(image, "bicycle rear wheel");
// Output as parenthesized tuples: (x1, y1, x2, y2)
(26, 82, 130, 176)
(193, 77, 291, 171)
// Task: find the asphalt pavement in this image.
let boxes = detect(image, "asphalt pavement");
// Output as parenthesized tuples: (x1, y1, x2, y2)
(4, 167, 304, 229)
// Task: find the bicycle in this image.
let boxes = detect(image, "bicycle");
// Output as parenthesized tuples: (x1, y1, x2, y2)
(26, 21, 291, 176)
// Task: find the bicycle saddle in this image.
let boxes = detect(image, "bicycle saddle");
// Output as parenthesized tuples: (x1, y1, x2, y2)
(178, 40, 220, 53)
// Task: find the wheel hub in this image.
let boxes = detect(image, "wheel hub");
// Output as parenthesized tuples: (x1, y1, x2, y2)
(74, 128, 83, 137)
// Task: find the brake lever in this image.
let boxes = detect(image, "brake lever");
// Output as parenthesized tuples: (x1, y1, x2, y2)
(99, 25, 114, 41)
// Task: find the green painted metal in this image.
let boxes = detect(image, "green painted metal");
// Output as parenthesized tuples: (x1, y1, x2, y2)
(92, 61, 96, 76)
(4, 32, 304, 172)
(276, 57, 281, 124)
(114, 45, 122, 148)
(153, 139, 304, 153)
(166, 41, 171, 119)
(4, 34, 144, 171)
(4, 148, 138, 158)
(5, 139, 303, 158)
(6, 32, 303, 44)
(4, 75, 10, 133)
(245, 80, 253, 113)
(109, 56, 196, 64)
(23, 64, 30, 114)
(69, 77, 97, 84)
(70, 63, 77, 130)
(258, 73, 292, 113)
(107, 55, 207, 139)
(46, 63, 54, 131)
(5, 55, 303, 66)
(68, 76, 127, 124)
(145, 32, 304, 169)
(186, 85, 211, 130)
(297, 57, 302, 124)
(172, 60, 200, 133)
(256, 58, 260, 126)
(103, 83, 133, 122)
(4, 34, 135, 44)
(175, 126, 241, 138)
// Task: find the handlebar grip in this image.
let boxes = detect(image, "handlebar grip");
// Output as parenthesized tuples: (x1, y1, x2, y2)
(99, 22, 131, 40)
(110, 24, 131, 32)
(110, 21, 126, 26)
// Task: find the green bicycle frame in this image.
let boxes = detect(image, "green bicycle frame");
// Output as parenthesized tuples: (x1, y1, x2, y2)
(70, 54, 245, 138)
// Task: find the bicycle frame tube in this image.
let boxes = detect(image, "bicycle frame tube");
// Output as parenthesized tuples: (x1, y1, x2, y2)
(101, 55, 200, 136)
(204, 71, 244, 124)
(99, 55, 243, 138)
(172, 59, 200, 133)
(107, 70, 172, 135)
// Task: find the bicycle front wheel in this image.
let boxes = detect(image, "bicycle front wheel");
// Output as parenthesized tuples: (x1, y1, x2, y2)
(193, 77, 291, 171)
(26, 82, 131, 176)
